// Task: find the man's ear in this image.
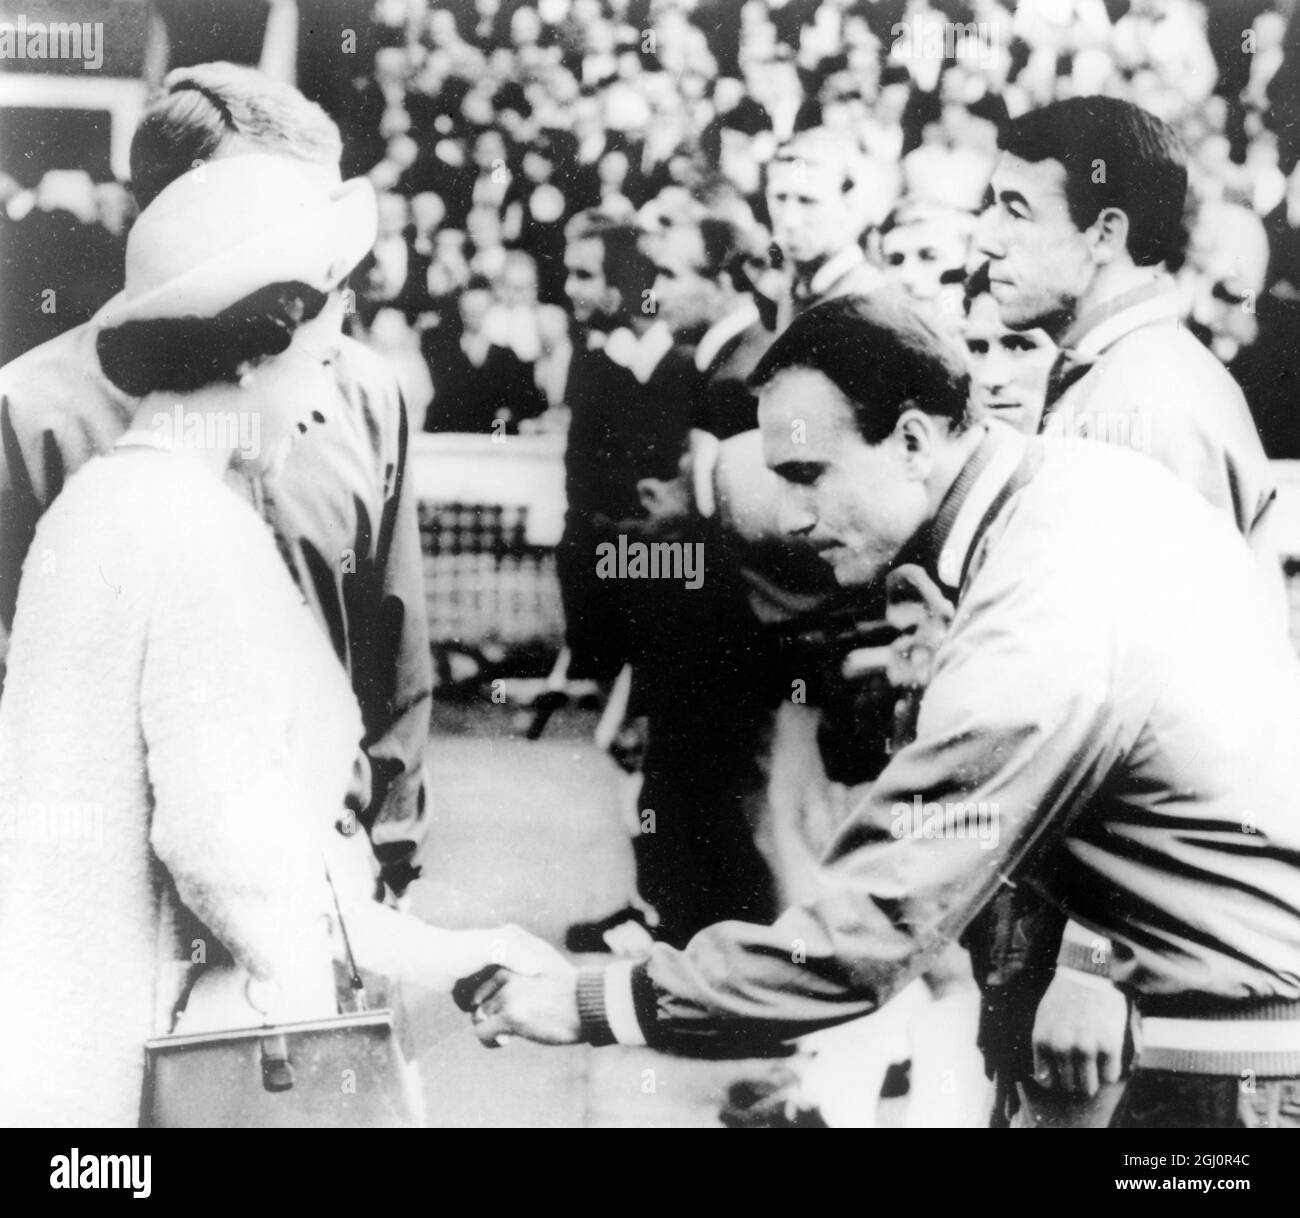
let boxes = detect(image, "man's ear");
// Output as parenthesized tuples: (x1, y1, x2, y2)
(1089, 206, 1130, 266)
(896, 406, 939, 477)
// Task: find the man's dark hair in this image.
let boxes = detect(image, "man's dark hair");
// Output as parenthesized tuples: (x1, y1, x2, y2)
(698, 215, 764, 288)
(564, 209, 654, 323)
(998, 96, 1188, 270)
(97, 281, 330, 397)
(748, 292, 970, 443)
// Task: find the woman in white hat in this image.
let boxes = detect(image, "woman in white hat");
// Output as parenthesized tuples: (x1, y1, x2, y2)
(0, 155, 558, 1126)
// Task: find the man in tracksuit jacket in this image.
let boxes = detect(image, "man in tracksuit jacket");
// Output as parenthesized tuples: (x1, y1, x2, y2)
(470, 293, 1300, 1129)
(972, 93, 1284, 1124)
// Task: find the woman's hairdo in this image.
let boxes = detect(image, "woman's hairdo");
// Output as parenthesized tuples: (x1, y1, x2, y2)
(129, 62, 343, 210)
(96, 281, 330, 397)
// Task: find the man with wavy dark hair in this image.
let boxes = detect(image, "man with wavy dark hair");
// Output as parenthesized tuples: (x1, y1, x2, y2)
(0, 62, 433, 897)
(971, 94, 1283, 1126)
(977, 96, 1275, 566)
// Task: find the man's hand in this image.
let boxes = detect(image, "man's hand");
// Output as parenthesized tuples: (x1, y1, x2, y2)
(470, 964, 582, 1048)
(471, 924, 569, 978)
(1031, 967, 1129, 1096)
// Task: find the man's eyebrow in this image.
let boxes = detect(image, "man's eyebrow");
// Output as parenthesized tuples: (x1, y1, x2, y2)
(997, 188, 1030, 210)
(772, 460, 825, 483)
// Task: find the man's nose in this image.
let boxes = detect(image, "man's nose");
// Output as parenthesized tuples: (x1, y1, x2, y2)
(982, 350, 1011, 390)
(900, 261, 927, 294)
(770, 201, 798, 230)
(776, 489, 818, 537)
(974, 207, 1002, 260)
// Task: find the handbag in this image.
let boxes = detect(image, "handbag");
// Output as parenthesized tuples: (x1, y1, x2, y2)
(140, 864, 420, 1128)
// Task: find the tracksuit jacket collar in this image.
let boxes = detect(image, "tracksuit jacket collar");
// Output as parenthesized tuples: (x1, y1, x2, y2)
(1058, 275, 1182, 360)
(918, 422, 1044, 601)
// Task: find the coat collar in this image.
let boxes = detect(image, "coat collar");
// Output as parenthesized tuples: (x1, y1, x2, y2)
(918, 422, 1043, 599)
(1058, 275, 1182, 362)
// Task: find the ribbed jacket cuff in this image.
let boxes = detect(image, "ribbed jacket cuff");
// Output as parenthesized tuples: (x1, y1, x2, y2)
(577, 962, 651, 1047)
(1135, 1000, 1300, 1077)
(576, 966, 617, 1046)
(1057, 923, 1113, 979)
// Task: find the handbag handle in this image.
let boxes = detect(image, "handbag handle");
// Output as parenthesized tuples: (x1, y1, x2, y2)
(322, 857, 368, 1013)
(253, 860, 364, 1096)
(156, 851, 371, 1098)
(163, 852, 370, 1029)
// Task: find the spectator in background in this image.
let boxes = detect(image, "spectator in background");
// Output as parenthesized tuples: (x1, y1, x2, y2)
(426, 227, 473, 308)
(1180, 200, 1271, 368)
(554, 210, 656, 685)
(765, 128, 883, 333)
(701, 76, 777, 212)
(568, 210, 780, 952)
(1189, 195, 1300, 460)
(688, 216, 776, 443)
(504, 134, 574, 305)
(0, 170, 125, 366)
(961, 263, 1055, 437)
(359, 306, 436, 433)
(409, 191, 448, 261)
(359, 192, 421, 320)
(878, 200, 976, 332)
(483, 250, 572, 409)
(467, 204, 510, 280)
(424, 274, 547, 435)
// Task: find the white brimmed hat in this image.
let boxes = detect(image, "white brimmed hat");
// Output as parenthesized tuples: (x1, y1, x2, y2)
(96, 153, 378, 328)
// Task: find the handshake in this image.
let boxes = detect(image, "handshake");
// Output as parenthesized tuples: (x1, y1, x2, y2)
(451, 925, 584, 1048)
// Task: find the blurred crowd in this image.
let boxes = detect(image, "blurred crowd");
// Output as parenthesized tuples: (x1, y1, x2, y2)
(314, 0, 1300, 451)
(321, 0, 1300, 453)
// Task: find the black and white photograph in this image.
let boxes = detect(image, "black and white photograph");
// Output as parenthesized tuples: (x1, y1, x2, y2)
(1, 0, 1299, 1164)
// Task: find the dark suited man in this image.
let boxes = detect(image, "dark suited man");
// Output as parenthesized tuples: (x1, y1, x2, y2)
(470, 294, 1300, 1130)
(558, 210, 719, 952)
(555, 210, 697, 687)
(592, 215, 784, 950)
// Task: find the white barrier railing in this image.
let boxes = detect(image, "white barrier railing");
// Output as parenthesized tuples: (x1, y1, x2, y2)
(410, 432, 566, 547)
(412, 437, 1300, 560)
